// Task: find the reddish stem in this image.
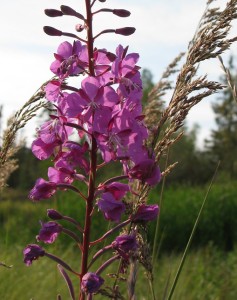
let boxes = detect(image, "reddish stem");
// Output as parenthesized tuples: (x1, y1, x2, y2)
(85, 0, 95, 77)
(89, 219, 131, 246)
(80, 137, 97, 300)
(79, 2, 96, 299)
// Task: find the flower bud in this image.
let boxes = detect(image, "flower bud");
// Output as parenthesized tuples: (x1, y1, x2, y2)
(47, 209, 63, 220)
(98, 0, 106, 2)
(60, 5, 84, 20)
(113, 9, 131, 17)
(75, 24, 85, 32)
(43, 26, 62, 36)
(44, 9, 63, 17)
(115, 27, 136, 36)
(81, 272, 104, 293)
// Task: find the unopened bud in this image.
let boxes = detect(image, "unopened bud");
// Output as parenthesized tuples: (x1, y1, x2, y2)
(44, 9, 63, 17)
(99, 0, 106, 2)
(75, 24, 85, 32)
(60, 5, 76, 15)
(60, 5, 85, 20)
(115, 27, 136, 36)
(47, 209, 63, 220)
(113, 9, 131, 17)
(43, 26, 62, 36)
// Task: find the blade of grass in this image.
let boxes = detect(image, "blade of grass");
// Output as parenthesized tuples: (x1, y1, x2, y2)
(166, 161, 220, 300)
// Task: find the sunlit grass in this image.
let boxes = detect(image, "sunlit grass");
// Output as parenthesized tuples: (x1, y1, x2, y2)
(1, 182, 237, 299)
(1, 244, 237, 299)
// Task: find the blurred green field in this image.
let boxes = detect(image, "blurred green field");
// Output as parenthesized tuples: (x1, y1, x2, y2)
(1, 244, 237, 299)
(1, 181, 237, 299)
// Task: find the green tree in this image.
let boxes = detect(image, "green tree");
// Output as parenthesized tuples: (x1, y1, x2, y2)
(141, 68, 155, 104)
(163, 125, 214, 185)
(206, 56, 237, 178)
(7, 146, 51, 190)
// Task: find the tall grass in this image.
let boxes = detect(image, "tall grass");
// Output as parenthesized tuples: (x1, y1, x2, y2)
(1, 180, 237, 251)
(1, 182, 237, 298)
(1, 243, 237, 299)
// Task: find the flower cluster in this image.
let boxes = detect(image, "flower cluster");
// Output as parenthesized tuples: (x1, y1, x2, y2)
(24, 1, 161, 298)
(29, 38, 160, 198)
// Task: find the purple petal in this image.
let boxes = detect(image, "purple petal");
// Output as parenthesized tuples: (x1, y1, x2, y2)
(81, 76, 100, 100)
(32, 138, 57, 160)
(57, 41, 73, 58)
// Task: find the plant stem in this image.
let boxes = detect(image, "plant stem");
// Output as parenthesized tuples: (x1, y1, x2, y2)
(96, 255, 120, 275)
(90, 219, 131, 246)
(85, 0, 95, 77)
(79, 2, 96, 298)
(80, 137, 97, 299)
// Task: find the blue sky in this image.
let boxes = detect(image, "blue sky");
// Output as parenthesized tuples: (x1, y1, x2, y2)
(0, 0, 235, 147)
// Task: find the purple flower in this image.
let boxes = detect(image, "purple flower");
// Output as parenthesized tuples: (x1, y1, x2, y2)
(23, 244, 45, 266)
(112, 44, 142, 97)
(44, 80, 62, 102)
(36, 221, 62, 244)
(97, 192, 125, 222)
(81, 272, 104, 294)
(50, 40, 87, 78)
(102, 182, 129, 200)
(32, 116, 73, 161)
(29, 178, 57, 201)
(65, 76, 119, 128)
(37, 118, 68, 146)
(48, 166, 74, 184)
(128, 159, 161, 186)
(112, 234, 138, 259)
(32, 137, 59, 160)
(93, 48, 116, 83)
(55, 141, 90, 174)
(132, 204, 159, 222)
(95, 113, 138, 162)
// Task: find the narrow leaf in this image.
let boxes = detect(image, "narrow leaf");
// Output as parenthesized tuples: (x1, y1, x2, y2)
(57, 264, 76, 300)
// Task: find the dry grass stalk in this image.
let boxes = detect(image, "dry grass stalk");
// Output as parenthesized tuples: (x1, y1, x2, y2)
(127, 0, 237, 287)
(144, 52, 184, 131)
(161, 161, 179, 178)
(127, 259, 138, 300)
(218, 55, 237, 102)
(0, 146, 18, 190)
(149, 0, 237, 163)
(0, 84, 47, 189)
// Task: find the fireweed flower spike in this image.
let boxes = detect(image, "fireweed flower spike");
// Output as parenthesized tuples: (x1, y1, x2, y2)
(25, 0, 161, 299)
